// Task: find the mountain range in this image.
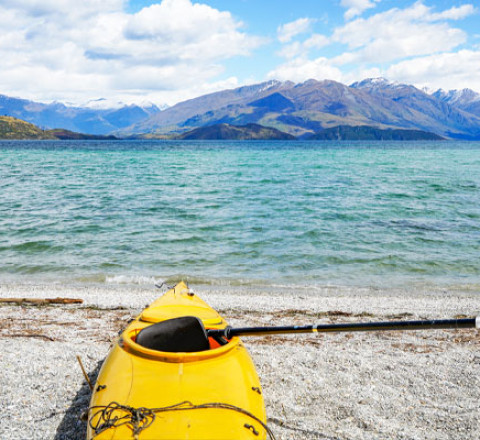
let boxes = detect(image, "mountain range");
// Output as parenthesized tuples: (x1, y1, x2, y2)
(1, 78, 480, 140)
(123, 78, 480, 140)
(0, 94, 161, 135)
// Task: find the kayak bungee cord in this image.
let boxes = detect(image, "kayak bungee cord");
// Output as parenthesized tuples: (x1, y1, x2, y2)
(89, 402, 154, 439)
(88, 400, 277, 440)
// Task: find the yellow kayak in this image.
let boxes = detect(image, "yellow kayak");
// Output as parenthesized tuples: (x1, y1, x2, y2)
(87, 282, 268, 440)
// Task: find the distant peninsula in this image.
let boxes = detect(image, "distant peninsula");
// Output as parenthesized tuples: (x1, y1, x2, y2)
(308, 125, 445, 141)
(0, 116, 56, 139)
(0, 116, 117, 140)
(176, 123, 296, 140)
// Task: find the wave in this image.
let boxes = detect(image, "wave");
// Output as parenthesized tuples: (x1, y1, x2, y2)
(105, 274, 163, 286)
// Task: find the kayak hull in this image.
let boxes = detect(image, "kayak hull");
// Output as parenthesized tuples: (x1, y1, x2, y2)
(87, 282, 267, 439)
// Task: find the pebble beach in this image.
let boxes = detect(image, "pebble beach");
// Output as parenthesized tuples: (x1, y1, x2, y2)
(1, 282, 478, 440)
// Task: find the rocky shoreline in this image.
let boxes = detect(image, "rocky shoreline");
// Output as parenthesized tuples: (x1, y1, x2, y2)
(0, 283, 479, 439)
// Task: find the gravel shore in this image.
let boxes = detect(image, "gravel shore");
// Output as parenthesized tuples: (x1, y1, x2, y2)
(0, 282, 479, 440)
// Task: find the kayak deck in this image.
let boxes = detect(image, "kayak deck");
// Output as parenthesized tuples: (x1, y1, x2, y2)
(87, 282, 268, 439)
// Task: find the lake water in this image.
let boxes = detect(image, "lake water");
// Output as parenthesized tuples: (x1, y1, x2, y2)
(1, 140, 479, 291)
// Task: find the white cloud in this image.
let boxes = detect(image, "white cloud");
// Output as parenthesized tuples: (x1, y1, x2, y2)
(0, 0, 123, 23)
(341, 0, 379, 20)
(278, 34, 329, 58)
(124, 0, 255, 60)
(0, 0, 262, 105)
(267, 56, 343, 83)
(277, 42, 303, 59)
(386, 50, 480, 91)
(427, 4, 476, 21)
(277, 18, 315, 43)
(332, 2, 471, 64)
(304, 34, 330, 50)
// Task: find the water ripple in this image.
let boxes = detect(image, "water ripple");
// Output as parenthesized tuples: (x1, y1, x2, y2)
(1, 140, 480, 288)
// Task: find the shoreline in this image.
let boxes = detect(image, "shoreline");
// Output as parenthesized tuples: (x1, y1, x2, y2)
(0, 282, 479, 439)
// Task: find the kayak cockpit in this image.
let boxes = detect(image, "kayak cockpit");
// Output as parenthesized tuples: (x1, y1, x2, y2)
(136, 316, 218, 352)
(120, 316, 237, 362)
(118, 283, 237, 361)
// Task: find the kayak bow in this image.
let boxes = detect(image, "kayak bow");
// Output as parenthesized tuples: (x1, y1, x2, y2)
(87, 282, 268, 440)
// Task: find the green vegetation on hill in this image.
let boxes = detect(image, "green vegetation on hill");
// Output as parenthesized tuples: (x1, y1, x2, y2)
(308, 125, 445, 141)
(0, 116, 118, 140)
(176, 123, 296, 140)
(45, 129, 117, 140)
(0, 116, 56, 139)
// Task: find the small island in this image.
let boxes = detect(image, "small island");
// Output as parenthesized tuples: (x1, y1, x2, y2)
(176, 123, 296, 140)
(308, 125, 445, 141)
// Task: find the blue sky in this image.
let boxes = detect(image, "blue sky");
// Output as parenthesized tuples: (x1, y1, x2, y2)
(0, 0, 479, 106)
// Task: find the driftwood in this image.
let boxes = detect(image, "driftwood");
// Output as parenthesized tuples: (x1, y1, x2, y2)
(0, 297, 83, 305)
(8, 333, 56, 341)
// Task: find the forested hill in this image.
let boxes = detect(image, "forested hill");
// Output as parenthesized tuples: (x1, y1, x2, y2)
(0, 116, 56, 139)
(308, 125, 444, 140)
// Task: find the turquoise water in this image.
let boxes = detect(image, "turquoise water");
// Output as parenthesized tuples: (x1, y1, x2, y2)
(1, 140, 480, 289)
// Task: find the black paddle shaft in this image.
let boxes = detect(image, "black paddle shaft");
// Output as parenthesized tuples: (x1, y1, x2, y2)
(207, 317, 478, 340)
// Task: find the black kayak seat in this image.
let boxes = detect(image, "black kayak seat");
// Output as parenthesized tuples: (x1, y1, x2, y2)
(135, 316, 210, 353)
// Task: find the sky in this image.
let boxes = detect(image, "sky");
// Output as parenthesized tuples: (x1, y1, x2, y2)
(0, 0, 479, 107)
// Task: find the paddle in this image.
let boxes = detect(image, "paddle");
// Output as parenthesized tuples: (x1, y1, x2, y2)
(135, 316, 479, 352)
(207, 316, 480, 341)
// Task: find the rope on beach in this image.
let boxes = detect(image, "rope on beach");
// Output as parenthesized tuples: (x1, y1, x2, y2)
(88, 400, 276, 439)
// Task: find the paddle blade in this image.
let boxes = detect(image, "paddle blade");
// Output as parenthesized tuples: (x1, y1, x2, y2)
(136, 316, 209, 352)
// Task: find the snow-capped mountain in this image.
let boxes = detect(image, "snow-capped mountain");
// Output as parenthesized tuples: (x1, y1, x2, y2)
(433, 88, 480, 104)
(0, 94, 163, 134)
(82, 98, 133, 111)
(432, 88, 480, 117)
(81, 98, 167, 112)
(350, 77, 403, 90)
